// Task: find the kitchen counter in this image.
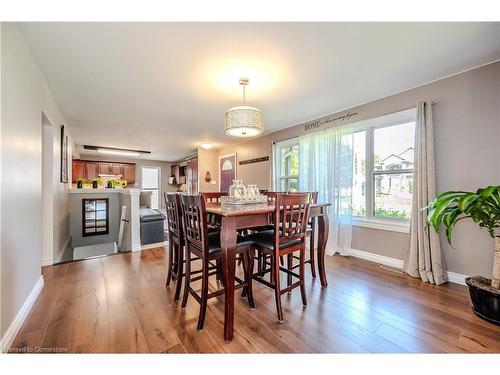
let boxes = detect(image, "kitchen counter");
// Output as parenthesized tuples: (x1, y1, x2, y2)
(69, 188, 142, 195)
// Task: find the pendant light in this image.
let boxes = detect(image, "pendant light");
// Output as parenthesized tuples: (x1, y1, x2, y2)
(224, 78, 263, 137)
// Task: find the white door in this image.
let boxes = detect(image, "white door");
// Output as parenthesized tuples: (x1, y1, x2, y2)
(141, 167, 160, 209)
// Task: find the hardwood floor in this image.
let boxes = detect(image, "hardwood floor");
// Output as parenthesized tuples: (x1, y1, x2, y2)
(10, 247, 500, 353)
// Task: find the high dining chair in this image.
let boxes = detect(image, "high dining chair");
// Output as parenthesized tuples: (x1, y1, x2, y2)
(248, 193, 311, 322)
(164, 193, 218, 302)
(200, 191, 228, 230)
(180, 194, 255, 331)
(164, 193, 186, 301)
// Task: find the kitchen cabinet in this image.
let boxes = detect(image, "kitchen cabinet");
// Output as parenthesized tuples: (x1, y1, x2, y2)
(112, 163, 124, 176)
(72, 160, 85, 183)
(71, 159, 136, 184)
(98, 162, 112, 175)
(85, 162, 98, 180)
(123, 164, 135, 184)
(169, 156, 197, 192)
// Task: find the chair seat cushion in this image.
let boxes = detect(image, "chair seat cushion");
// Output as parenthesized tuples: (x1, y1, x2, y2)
(208, 224, 220, 234)
(250, 224, 274, 232)
(247, 230, 301, 251)
(207, 232, 254, 253)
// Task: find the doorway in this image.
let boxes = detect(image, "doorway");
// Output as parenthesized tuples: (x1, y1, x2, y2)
(41, 112, 54, 265)
(141, 166, 161, 209)
(219, 154, 236, 192)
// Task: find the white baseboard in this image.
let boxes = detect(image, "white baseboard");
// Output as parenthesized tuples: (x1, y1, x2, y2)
(41, 258, 53, 266)
(347, 248, 467, 286)
(141, 241, 168, 251)
(348, 248, 404, 269)
(1, 276, 44, 352)
(446, 271, 467, 286)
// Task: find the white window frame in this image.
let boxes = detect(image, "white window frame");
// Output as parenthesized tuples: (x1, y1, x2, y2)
(273, 138, 299, 192)
(141, 166, 161, 209)
(351, 108, 416, 233)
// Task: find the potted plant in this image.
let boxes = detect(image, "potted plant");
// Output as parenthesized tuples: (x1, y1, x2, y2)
(427, 185, 500, 325)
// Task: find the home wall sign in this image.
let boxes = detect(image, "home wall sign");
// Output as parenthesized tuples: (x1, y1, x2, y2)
(239, 156, 269, 165)
(304, 111, 359, 132)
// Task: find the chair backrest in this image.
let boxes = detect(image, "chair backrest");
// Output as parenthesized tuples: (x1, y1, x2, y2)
(180, 194, 208, 253)
(274, 193, 311, 247)
(200, 192, 228, 203)
(164, 193, 183, 240)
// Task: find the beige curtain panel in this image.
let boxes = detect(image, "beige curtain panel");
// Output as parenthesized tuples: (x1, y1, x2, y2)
(404, 101, 447, 285)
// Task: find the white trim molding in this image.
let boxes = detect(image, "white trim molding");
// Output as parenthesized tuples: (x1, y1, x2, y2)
(352, 218, 410, 234)
(1, 276, 44, 352)
(348, 248, 404, 269)
(347, 248, 467, 286)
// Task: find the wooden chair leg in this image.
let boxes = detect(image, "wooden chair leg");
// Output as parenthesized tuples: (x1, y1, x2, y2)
(181, 246, 191, 309)
(166, 237, 174, 287)
(241, 252, 248, 299)
(246, 250, 255, 309)
(197, 258, 209, 331)
(309, 225, 317, 278)
(174, 243, 183, 302)
(287, 253, 293, 293)
(299, 248, 307, 307)
(273, 254, 284, 322)
(216, 259, 221, 281)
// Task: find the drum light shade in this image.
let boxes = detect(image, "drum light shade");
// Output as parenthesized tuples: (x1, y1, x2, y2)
(224, 105, 263, 137)
(224, 78, 263, 137)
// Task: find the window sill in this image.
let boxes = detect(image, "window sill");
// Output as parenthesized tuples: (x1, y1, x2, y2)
(352, 217, 410, 234)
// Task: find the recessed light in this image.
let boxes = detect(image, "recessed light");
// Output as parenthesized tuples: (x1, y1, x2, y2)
(200, 143, 214, 150)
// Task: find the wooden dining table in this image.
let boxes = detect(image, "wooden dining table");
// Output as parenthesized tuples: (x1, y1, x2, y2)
(205, 201, 331, 342)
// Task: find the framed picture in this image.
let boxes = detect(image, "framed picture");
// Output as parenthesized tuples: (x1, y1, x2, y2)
(60, 125, 68, 183)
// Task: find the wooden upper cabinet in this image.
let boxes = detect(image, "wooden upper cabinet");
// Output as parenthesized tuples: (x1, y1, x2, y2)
(72, 160, 85, 183)
(85, 162, 98, 180)
(71, 159, 135, 184)
(188, 157, 198, 182)
(98, 162, 112, 175)
(171, 165, 180, 184)
(112, 163, 124, 176)
(123, 164, 135, 184)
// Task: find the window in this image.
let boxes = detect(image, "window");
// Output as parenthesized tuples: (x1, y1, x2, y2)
(352, 111, 415, 230)
(141, 166, 160, 209)
(274, 139, 299, 192)
(82, 198, 109, 236)
(273, 109, 415, 233)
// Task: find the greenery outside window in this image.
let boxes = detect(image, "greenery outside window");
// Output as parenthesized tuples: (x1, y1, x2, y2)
(274, 139, 299, 192)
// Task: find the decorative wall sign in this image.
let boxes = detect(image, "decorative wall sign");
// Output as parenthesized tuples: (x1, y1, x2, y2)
(239, 156, 269, 165)
(304, 111, 359, 132)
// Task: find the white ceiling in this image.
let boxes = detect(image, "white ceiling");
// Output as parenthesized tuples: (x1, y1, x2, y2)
(20, 22, 500, 161)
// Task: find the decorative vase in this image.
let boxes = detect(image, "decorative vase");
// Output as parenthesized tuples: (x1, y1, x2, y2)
(247, 184, 259, 198)
(92, 180, 98, 189)
(107, 181, 113, 188)
(229, 180, 246, 198)
(77, 180, 83, 189)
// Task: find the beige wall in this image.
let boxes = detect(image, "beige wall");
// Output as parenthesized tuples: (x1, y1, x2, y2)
(77, 155, 176, 208)
(218, 61, 500, 277)
(1, 23, 75, 340)
(197, 147, 220, 193)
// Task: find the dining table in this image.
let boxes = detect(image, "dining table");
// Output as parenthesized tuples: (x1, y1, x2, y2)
(205, 201, 331, 342)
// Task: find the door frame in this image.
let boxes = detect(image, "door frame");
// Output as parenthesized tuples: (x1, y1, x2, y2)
(218, 153, 237, 192)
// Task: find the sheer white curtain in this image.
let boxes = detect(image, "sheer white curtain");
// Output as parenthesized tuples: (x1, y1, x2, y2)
(299, 126, 354, 255)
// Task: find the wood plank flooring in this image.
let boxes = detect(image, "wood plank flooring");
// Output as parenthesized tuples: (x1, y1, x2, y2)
(10, 247, 500, 353)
